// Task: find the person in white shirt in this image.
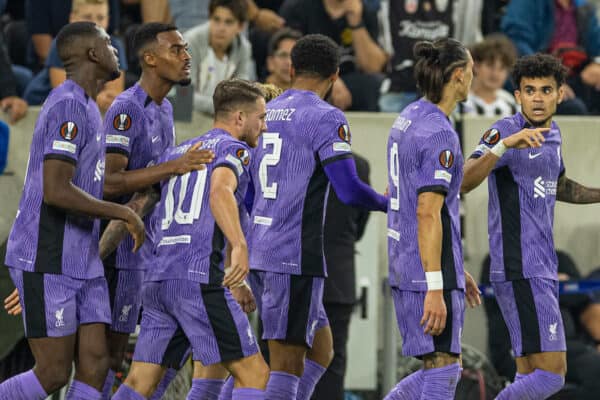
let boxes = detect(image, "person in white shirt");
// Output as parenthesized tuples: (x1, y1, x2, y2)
(463, 34, 518, 118)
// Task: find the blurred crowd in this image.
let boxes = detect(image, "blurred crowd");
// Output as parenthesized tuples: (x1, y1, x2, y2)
(4, 0, 600, 124)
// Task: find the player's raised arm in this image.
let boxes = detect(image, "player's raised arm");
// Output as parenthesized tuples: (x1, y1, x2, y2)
(461, 126, 548, 194)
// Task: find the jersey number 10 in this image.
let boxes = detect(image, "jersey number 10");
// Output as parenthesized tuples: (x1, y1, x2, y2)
(161, 168, 208, 230)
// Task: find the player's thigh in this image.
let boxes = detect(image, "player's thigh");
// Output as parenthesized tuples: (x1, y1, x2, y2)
(174, 281, 259, 367)
(28, 335, 77, 388)
(222, 352, 270, 389)
(192, 361, 230, 380)
(261, 272, 326, 348)
(391, 288, 464, 358)
(526, 351, 567, 376)
(132, 282, 186, 371)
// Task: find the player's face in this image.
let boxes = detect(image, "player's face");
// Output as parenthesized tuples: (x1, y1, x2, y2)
(474, 58, 509, 92)
(456, 52, 474, 102)
(70, 3, 109, 30)
(95, 27, 120, 81)
(267, 38, 296, 85)
(154, 30, 192, 86)
(209, 7, 243, 50)
(241, 97, 267, 148)
(515, 77, 563, 127)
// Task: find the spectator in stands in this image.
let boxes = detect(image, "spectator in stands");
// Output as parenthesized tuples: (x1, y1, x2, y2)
(378, 0, 483, 113)
(501, 0, 600, 114)
(23, 0, 127, 113)
(185, 0, 253, 114)
(279, 0, 387, 111)
(0, 34, 28, 124)
(482, 251, 600, 399)
(264, 28, 300, 90)
(462, 34, 518, 118)
(25, 0, 119, 69)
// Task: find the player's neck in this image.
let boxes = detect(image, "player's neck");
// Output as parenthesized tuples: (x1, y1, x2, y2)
(430, 96, 457, 116)
(213, 121, 240, 140)
(138, 73, 172, 105)
(292, 77, 331, 99)
(66, 67, 102, 101)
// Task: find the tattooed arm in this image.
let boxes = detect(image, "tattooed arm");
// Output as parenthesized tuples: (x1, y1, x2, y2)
(556, 175, 600, 204)
(99, 188, 160, 259)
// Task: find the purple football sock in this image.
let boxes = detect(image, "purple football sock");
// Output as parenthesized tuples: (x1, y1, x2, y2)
(186, 378, 225, 400)
(149, 367, 177, 400)
(65, 379, 102, 400)
(101, 369, 116, 399)
(112, 384, 146, 400)
(296, 359, 327, 400)
(232, 388, 265, 400)
(265, 371, 299, 400)
(218, 376, 234, 400)
(384, 369, 424, 400)
(0, 369, 48, 400)
(496, 369, 564, 400)
(419, 363, 461, 400)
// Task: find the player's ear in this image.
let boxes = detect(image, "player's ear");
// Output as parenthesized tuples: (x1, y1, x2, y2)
(143, 51, 156, 67)
(557, 84, 565, 104)
(88, 47, 99, 63)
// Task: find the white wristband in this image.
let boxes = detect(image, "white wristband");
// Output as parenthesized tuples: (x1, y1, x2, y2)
(426, 271, 444, 291)
(490, 140, 508, 158)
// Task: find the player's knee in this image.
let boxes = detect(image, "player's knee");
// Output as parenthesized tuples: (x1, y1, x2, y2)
(37, 363, 73, 393)
(236, 356, 270, 388)
(423, 352, 460, 370)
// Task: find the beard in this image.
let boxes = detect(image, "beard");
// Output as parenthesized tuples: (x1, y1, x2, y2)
(178, 77, 192, 86)
(108, 66, 121, 82)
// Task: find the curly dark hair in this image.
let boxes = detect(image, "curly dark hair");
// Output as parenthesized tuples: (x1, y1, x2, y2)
(512, 53, 567, 89)
(291, 34, 340, 79)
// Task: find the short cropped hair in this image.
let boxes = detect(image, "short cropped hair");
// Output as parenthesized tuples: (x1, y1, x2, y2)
(209, 0, 248, 23)
(267, 28, 302, 56)
(291, 34, 340, 79)
(213, 79, 265, 119)
(132, 23, 178, 57)
(413, 38, 470, 104)
(470, 34, 517, 68)
(512, 53, 567, 89)
(56, 21, 99, 64)
(72, 0, 107, 11)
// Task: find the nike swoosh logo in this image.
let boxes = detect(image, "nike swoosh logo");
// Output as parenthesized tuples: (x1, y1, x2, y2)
(529, 152, 543, 159)
(152, 136, 160, 143)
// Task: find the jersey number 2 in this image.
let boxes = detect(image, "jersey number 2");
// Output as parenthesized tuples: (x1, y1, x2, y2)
(258, 132, 282, 199)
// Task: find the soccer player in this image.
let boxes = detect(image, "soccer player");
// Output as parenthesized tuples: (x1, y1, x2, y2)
(246, 34, 387, 400)
(111, 78, 270, 400)
(462, 53, 600, 399)
(98, 22, 214, 399)
(0, 22, 145, 400)
(384, 38, 481, 400)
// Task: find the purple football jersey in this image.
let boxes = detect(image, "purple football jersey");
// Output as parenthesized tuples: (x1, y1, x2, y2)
(5, 80, 105, 279)
(387, 99, 465, 291)
(103, 83, 175, 270)
(144, 128, 251, 284)
(248, 89, 353, 277)
(469, 112, 565, 282)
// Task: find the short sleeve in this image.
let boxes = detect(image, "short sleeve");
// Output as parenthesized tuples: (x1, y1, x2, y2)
(214, 140, 251, 186)
(314, 109, 353, 166)
(43, 99, 88, 165)
(45, 40, 63, 68)
(469, 119, 515, 169)
(416, 130, 460, 195)
(103, 102, 144, 158)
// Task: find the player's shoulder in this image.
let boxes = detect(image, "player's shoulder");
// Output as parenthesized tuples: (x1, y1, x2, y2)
(107, 85, 146, 115)
(45, 82, 88, 114)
